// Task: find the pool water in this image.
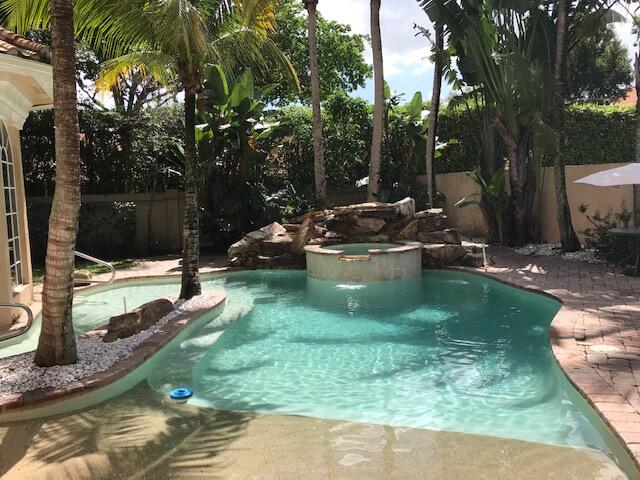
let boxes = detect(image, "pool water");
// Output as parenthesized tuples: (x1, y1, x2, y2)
(325, 243, 397, 255)
(140, 270, 618, 455)
(0, 270, 626, 463)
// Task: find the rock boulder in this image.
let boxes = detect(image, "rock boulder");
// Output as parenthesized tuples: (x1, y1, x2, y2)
(103, 298, 174, 342)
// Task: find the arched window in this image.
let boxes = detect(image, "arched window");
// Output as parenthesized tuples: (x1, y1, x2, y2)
(1, 122, 22, 287)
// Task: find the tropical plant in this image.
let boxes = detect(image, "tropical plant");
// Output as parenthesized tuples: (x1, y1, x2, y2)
(303, 0, 326, 203)
(197, 66, 280, 245)
(368, 0, 384, 202)
(456, 169, 508, 245)
(580, 202, 633, 263)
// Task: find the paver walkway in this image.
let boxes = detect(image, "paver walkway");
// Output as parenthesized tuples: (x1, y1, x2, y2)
(461, 247, 640, 467)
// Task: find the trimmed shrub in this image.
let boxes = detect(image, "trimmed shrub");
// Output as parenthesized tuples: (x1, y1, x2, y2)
(28, 201, 136, 261)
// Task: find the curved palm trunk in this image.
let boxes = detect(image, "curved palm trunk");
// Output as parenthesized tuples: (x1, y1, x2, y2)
(425, 22, 443, 207)
(304, 0, 326, 204)
(179, 91, 201, 300)
(34, 0, 80, 366)
(552, 0, 580, 251)
(368, 0, 384, 202)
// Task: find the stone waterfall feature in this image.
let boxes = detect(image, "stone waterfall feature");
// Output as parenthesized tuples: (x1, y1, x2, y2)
(227, 197, 480, 269)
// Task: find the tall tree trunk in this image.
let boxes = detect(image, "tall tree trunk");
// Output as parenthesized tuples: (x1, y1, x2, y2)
(634, 49, 640, 226)
(368, 0, 384, 202)
(179, 90, 201, 300)
(34, 0, 80, 366)
(552, 0, 581, 252)
(425, 22, 443, 207)
(304, 0, 326, 204)
(498, 123, 529, 246)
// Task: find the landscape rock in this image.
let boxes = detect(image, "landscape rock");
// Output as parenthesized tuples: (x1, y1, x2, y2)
(291, 218, 317, 255)
(228, 198, 455, 268)
(418, 229, 461, 245)
(461, 253, 493, 268)
(393, 220, 418, 241)
(355, 217, 386, 233)
(74, 269, 93, 286)
(104, 298, 174, 342)
(393, 197, 415, 218)
(422, 244, 468, 267)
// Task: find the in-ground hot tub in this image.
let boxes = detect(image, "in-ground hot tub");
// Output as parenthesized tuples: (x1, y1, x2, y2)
(304, 241, 422, 282)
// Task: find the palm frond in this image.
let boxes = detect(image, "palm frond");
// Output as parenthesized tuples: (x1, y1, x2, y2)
(95, 51, 176, 92)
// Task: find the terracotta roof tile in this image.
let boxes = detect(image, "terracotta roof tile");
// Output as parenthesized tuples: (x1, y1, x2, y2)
(0, 28, 50, 62)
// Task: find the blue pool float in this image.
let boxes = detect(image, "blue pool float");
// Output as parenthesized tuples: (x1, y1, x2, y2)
(169, 387, 193, 403)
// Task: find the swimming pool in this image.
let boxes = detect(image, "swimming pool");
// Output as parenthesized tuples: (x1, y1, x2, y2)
(0, 270, 630, 468)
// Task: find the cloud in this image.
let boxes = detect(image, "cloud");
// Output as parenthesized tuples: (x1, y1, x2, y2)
(317, 0, 434, 79)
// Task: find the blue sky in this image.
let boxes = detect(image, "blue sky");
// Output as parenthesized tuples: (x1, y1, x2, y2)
(317, 1, 637, 104)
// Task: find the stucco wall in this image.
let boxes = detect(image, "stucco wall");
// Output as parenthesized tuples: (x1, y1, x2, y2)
(435, 163, 633, 243)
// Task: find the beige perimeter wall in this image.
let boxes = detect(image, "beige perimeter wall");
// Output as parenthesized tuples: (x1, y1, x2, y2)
(433, 163, 633, 243)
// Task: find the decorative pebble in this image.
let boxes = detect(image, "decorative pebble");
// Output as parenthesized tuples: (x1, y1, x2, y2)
(0, 294, 212, 397)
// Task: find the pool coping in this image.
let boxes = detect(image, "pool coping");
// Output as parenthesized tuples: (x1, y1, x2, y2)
(0, 291, 226, 416)
(446, 261, 640, 471)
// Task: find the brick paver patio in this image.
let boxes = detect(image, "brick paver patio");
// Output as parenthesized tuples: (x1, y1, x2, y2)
(461, 247, 640, 467)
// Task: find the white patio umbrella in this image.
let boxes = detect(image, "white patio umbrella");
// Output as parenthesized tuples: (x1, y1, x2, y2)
(574, 163, 640, 187)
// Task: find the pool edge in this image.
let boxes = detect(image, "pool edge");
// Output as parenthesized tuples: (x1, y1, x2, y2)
(0, 292, 226, 422)
(443, 265, 640, 475)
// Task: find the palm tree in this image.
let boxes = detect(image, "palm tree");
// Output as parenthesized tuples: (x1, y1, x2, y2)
(551, 0, 581, 251)
(32, 0, 81, 366)
(4, 0, 298, 365)
(368, 0, 383, 202)
(97, 1, 297, 299)
(425, 22, 443, 207)
(303, 0, 326, 204)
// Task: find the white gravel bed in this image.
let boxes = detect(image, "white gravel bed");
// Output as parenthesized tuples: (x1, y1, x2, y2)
(514, 243, 604, 264)
(0, 294, 211, 397)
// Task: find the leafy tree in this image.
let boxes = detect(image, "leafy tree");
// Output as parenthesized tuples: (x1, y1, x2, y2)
(568, 23, 633, 102)
(269, 0, 372, 103)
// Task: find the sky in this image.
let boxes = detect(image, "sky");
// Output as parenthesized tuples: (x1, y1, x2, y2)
(316, 1, 638, 103)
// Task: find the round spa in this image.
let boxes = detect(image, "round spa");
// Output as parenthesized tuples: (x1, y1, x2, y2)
(304, 241, 422, 282)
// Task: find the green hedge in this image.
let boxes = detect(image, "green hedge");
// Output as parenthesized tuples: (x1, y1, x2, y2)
(564, 104, 634, 166)
(434, 103, 635, 173)
(28, 201, 136, 261)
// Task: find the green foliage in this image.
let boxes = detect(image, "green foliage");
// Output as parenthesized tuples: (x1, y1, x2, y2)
(455, 169, 508, 245)
(580, 203, 634, 264)
(568, 23, 633, 102)
(28, 201, 136, 261)
(563, 103, 635, 166)
(21, 106, 185, 195)
(268, 0, 372, 103)
(198, 66, 283, 248)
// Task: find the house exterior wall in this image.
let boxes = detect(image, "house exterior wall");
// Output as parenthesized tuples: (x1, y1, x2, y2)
(0, 55, 52, 331)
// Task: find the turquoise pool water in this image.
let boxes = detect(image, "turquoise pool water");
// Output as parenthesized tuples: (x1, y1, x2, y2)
(0, 270, 626, 461)
(325, 243, 397, 255)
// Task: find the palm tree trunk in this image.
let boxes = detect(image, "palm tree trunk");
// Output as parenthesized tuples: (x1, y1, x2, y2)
(304, 0, 326, 204)
(368, 0, 384, 202)
(552, 0, 580, 251)
(425, 22, 443, 207)
(34, 0, 80, 366)
(179, 90, 201, 300)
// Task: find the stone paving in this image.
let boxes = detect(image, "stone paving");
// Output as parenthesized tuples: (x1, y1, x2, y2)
(459, 247, 640, 467)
